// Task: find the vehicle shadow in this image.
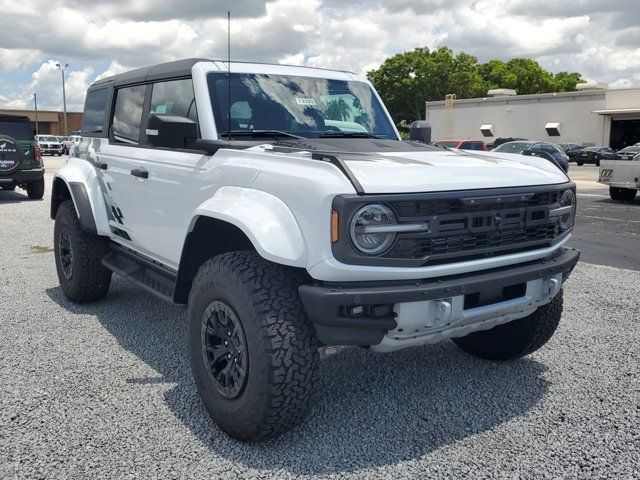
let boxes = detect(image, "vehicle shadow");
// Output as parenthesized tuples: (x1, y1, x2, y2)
(0, 189, 30, 203)
(46, 278, 550, 476)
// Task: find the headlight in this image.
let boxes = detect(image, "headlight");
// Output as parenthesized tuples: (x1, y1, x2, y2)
(557, 189, 576, 230)
(350, 204, 398, 254)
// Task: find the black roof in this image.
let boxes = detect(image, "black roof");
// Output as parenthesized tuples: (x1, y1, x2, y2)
(90, 58, 208, 89)
(89, 58, 356, 91)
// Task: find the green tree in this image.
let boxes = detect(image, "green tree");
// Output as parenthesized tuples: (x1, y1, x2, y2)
(367, 47, 584, 125)
(367, 47, 486, 123)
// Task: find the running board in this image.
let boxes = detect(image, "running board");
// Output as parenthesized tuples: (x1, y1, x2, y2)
(101, 244, 177, 303)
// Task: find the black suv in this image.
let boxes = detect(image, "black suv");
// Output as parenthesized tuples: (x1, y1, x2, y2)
(492, 141, 569, 172)
(0, 115, 45, 199)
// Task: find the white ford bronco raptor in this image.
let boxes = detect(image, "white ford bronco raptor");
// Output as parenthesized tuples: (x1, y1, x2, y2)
(52, 59, 579, 441)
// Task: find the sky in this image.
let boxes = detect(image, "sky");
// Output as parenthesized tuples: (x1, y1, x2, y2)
(0, 0, 638, 112)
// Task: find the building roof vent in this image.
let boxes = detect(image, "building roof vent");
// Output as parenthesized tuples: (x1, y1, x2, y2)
(487, 88, 517, 97)
(576, 82, 608, 91)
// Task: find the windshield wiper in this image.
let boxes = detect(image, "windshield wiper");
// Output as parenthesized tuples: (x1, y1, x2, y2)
(220, 130, 305, 140)
(318, 131, 386, 139)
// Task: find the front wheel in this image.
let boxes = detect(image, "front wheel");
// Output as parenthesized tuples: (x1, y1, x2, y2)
(187, 251, 319, 441)
(610, 186, 637, 202)
(577, 162, 583, 166)
(54, 200, 112, 302)
(452, 292, 563, 361)
(26, 178, 45, 200)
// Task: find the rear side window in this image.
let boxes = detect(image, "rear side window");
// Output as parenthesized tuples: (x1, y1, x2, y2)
(112, 85, 146, 144)
(150, 78, 198, 123)
(0, 121, 33, 140)
(82, 88, 109, 135)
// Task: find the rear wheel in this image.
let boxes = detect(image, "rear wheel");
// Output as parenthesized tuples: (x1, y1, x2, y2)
(54, 200, 112, 302)
(610, 186, 637, 202)
(452, 292, 563, 361)
(577, 162, 584, 166)
(26, 178, 45, 200)
(187, 251, 319, 441)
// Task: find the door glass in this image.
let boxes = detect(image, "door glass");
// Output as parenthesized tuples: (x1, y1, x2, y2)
(150, 79, 198, 123)
(82, 88, 109, 135)
(113, 85, 146, 144)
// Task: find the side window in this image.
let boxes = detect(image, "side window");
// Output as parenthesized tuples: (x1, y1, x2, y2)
(82, 88, 109, 135)
(112, 85, 146, 144)
(150, 79, 198, 123)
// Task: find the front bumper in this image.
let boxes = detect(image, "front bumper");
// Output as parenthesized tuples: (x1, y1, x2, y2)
(299, 247, 579, 349)
(0, 168, 45, 184)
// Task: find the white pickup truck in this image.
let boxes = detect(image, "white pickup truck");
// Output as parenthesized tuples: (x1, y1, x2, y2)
(52, 59, 579, 441)
(598, 148, 640, 202)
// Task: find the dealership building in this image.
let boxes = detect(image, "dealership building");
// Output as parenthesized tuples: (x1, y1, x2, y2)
(0, 108, 82, 136)
(425, 84, 640, 150)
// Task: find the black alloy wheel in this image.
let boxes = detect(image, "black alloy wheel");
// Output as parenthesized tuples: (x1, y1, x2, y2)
(201, 300, 248, 399)
(58, 227, 73, 280)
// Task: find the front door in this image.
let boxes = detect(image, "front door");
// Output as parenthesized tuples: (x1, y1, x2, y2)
(99, 79, 209, 268)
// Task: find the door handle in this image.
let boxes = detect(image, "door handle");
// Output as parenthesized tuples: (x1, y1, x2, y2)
(131, 168, 149, 179)
(95, 161, 108, 170)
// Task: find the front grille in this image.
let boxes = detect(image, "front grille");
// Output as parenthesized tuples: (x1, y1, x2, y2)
(385, 190, 565, 265)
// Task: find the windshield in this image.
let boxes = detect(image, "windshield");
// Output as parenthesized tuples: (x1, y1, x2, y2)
(208, 73, 396, 139)
(38, 136, 58, 142)
(0, 121, 34, 140)
(493, 142, 530, 154)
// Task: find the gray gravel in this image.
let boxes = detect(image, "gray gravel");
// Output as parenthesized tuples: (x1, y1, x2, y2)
(1, 158, 639, 479)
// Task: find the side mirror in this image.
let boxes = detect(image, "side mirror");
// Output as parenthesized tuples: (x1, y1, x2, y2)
(409, 120, 431, 143)
(146, 114, 198, 149)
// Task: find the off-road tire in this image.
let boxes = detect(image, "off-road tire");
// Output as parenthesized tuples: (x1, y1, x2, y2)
(187, 251, 319, 441)
(610, 186, 637, 202)
(2, 185, 16, 191)
(54, 200, 112, 303)
(26, 178, 45, 200)
(452, 291, 563, 361)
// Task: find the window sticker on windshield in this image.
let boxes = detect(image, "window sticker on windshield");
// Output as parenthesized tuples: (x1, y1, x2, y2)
(295, 98, 316, 106)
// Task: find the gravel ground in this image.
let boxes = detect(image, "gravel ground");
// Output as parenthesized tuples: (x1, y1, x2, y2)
(1, 158, 639, 479)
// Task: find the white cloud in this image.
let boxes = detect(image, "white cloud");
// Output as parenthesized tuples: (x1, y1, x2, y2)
(0, 0, 639, 112)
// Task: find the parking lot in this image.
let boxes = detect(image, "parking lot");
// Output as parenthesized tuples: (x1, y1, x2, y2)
(1, 157, 639, 479)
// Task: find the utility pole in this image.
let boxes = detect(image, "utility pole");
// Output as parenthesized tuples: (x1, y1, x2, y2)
(56, 63, 69, 135)
(33, 93, 39, 135)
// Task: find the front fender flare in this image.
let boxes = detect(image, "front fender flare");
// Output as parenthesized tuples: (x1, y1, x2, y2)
(190, 186, 307, 267)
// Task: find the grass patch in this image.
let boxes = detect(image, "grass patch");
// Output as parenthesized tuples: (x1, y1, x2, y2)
(31, 245, 54, 254)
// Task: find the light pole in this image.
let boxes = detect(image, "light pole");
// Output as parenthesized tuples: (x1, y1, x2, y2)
(56, 63, 69, 135)
(33, 93, 39, 135)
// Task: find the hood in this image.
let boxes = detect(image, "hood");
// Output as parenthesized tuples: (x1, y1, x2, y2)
(341, 149, 569, 194)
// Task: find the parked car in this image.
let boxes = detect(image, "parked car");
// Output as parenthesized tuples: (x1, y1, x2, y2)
(51, 58, 579, 441)
(0, 114, 45, 198)
(492, 141, 570, 172)
(615, 145, 640, 161)
(56, 136, 71, 154)
(599, 155, 640, 202)
(574, 147, 616, 166)
(559, 143, 585, 161)
(35, 134, 64, 156)
(434, 139, 487, 151)
(487, 137, 527, 150)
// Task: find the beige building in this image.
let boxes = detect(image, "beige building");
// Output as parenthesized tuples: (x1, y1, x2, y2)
(425, 86, 640, 150)
(0, 109, 83, 136)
